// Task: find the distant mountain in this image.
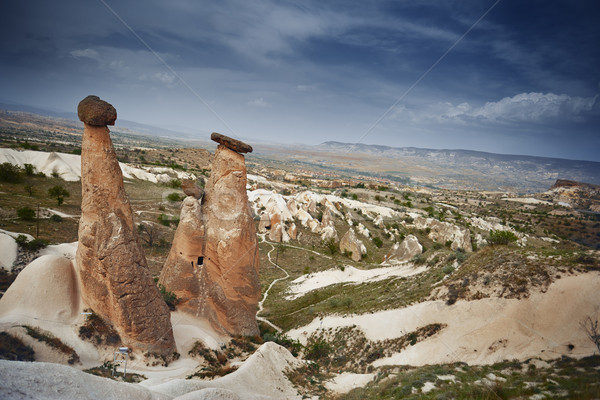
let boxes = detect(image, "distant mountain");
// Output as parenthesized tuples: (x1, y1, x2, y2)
(316, 141, 600, 191)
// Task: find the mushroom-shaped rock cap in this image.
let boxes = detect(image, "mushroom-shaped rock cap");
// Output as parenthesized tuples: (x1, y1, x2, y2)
(211, 132, 253, 153)
(182, 179, 204, 199)
(78, 95, 117, 126)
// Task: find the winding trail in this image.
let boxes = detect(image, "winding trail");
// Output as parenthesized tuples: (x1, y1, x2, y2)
(256, 236, 289, 332)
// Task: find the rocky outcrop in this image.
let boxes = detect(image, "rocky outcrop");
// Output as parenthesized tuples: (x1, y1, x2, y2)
(158, 196, 205, 314)
(414, 216, 472, 252)
(288, 223, 297, 240)
(384, 235, 422, 263)
(339, 228, 366, 262)
(76, 95, 175, 354)
(196, 135, 260, 335)
(320, 225, 338, 242)
(548, 179, 600, 212)
(182, 179, 204, 199)
(258, 213, 271, 233)
(0, 255, 79, 323)
(210, 132, 253, 153)
(322, 208, 334, 227)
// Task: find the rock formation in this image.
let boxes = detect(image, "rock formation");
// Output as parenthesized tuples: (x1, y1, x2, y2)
(258, 213, 271, 233)
(158, 196, 205, 314)
(288, 223, 297, 240)
(161, 132, 260, 336)
(384, 234, 422, 263)
(414, 216, 472, 252)
(76, 95, 176, 354)
(211, 132, 253, 153)
(340, 228, 366, 262)
(181, 179, 204, 199)
(0, 255, 79, 323)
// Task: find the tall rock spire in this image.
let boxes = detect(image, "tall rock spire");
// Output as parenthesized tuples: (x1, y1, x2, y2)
(76, 95, 176, 354)
(159, 132, 260, 336)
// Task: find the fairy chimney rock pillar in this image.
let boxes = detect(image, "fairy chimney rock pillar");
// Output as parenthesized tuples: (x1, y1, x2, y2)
(75, 95, 176, 354)
(195, 132, 260, 335)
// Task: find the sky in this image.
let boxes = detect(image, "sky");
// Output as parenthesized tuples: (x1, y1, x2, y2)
(1, 0, 599, 161)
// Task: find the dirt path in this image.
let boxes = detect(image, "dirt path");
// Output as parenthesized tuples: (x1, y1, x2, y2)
(256, 237, 289, 332)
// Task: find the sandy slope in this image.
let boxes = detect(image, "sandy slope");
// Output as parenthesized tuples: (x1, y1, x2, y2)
(144, 342, 302, 400)
(286, 264, 427, 300)
(0, 148, 194, 183)
(0, 343, 301, 399)
(0, 360, 170, 400)
(288, 272, 600, 366)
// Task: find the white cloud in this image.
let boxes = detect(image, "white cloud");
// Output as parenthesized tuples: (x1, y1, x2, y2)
(248, 97, 270, 108)
(69, 48, 100, 60)
(441, 92, 598, 123)
(296, 84, 316, 92)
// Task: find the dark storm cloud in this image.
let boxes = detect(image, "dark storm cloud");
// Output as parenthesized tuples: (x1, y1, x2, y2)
(1, 0, 599, 160)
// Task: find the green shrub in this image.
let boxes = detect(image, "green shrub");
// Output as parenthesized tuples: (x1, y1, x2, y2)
(158, 284, 179, 310)
(305, 340, 331, 361)
(263, 332, 303, 356)
(50, 214, 63, 222)
(78, 309, 121, 346)
(169, 179, 182, 188)
(412, 254, 426, 265)
(158, 214, 179, 227)
(167, 192, 182, 202)
(15, 235, 48, 252)
(17, 206, 35, 220)
(442, 265, 455, 274)
(324, 238, 337, 255)
(372, 237, 383, 248)
(488, 230, 518, 245)
(0, 163, 23, 183)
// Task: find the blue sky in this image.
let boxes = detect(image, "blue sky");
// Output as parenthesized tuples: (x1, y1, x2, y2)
(1, 0, 599, 160)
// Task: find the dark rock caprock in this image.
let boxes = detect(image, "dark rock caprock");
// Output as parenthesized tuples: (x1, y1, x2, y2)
(77, 95, 117, 126)
(75, 95, 176, 354)
(211, 132, 253, 154)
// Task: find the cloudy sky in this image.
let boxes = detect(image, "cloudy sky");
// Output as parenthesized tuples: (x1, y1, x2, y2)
(1, 0, 599, 161)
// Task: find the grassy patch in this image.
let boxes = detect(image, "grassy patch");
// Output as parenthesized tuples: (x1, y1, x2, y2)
(304, 324, 445, 374)
(261, 260, 449, 331)
(84, 360, 146, 383)
(78, 309, 121, 346)
(0, 331, 35, 361)
(340, 356, 600, 400)
(22, 325, 79, 364)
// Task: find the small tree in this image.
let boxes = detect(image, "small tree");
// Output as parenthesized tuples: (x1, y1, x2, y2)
(138, 223, 162, 247)
(48, 185, 70, 206)
(372, 236, 383, 248)
(23, 163, 35, 176)
(17, 207, 36, 220)
(488, 230, 518, 245)
(0, 163, 23, 183)
(581, 315, 600, 353)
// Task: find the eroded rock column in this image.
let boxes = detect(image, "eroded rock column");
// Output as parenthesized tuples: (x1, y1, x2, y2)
(159, 187, 205, 312)
(75, 95, 176, 354)
(199, 133, 260, 335)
